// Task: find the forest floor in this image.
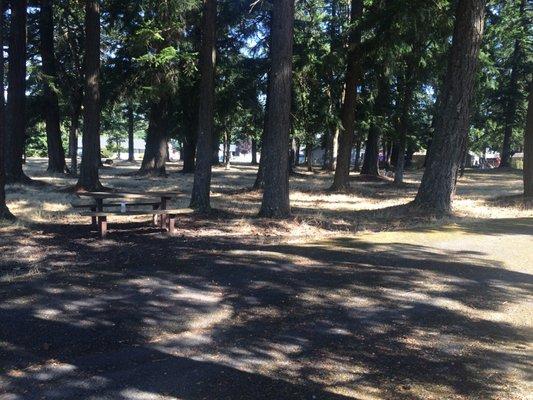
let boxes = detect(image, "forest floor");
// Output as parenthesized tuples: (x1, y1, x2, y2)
(0, 158, 532, 399)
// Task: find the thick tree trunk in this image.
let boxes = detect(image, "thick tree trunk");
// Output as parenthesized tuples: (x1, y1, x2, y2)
(361, 127, 379, 175)
(5, 0, 30, 184)
(76, 0, 101, 191)
(330, 0, 363, 191)
(139, 102, 169, 176)
(127, 103, 135, 161)
(414, 0, 486, 212)
(0, 0, 14, 220)
(524, 79, 533, 196)
(500, 0, 525, 168)
(190, 0, 217, 212)
(40, 0, 66, 174)
(258, 0, 294, 218)
(181, 138, 196, 173)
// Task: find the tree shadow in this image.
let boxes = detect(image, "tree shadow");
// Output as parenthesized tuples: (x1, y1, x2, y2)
(0, 224, 531, 399)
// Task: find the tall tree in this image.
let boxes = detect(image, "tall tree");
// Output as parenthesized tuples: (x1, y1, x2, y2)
(499, 0, 526, 168)
(190, 0, 217, 212)
(0, 0, 14, 220)
(414, 0, 486, 212)
(139, 98, 170, 176)
(330, 0, 363, 191)
(361, 74, 389, 176)
(40, 0, 66, 174)
(258, 0, 295, 218)
(4, 0, 29, 183)
(524, 79, 533, 197)
(76, 0, 102, 191)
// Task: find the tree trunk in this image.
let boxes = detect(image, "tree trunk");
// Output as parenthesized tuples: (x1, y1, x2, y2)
(524, 79, 533, 196)
(68, 95, 82, 176)
(127, 102, 135, 161)
(181, 138, 196, 173)
(223, 131, 231, 170)
(361, 127, 379, 175)
(414, 0, 486, 212)
(500, 0, 525, 168)
(251, 138, 258, 165)
(190, 0, 217, 212)
(76, 0, 101, 191)
(353, 140, 361, 171)
(258, 0, 294, 218)
(394, 76, 414, 184)
(0, 0, 14, 220)
(306, 143, 313, 171)
(5, 0, 30, 184)
(40, 0, 66, 174)
(212, 135, 220, 165)
(330, 0, 363, 191)
(139, 101, 169, 176)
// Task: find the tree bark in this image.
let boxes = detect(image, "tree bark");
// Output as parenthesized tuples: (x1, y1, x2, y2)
(139, 101, 169, 176)
(500, 0, 526, 168)
(68, 93, 82, 176)
(190, 0, 217, 212)
(330, 0, 363, 191)
(258, 0, 294, 218)
(305, 142, 313, 171)
(0, 0, 14, 220)
(251, 138, 258, 165)
(361, 127, 379, 175)
(223, 131, 231, 169)
(127, 102, 135, 161)
(414, 0, 486, 212)
(524, 79, 533, 196)
(5, 0, 30, 184)
(76, 0, 102, 191)
(353, 140, 361, 171)
(181, 138, 196, 173)
(394, 75, 414, 184)
(362, 72, 389, 176)
(40, 0, 66, 174)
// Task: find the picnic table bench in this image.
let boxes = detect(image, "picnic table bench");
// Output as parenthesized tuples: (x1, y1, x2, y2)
(73, 191, 193, 238)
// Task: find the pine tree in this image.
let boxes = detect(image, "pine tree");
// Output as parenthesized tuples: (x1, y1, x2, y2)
(259, 0, 295, 218)
(414, 0, 486, 212)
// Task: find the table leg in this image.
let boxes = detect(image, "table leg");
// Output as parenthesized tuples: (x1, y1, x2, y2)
(160, 197, 168, 230)
(91, 206, 97, 227)
(98, 216, 107, 238)
(168, 215, 176, 236)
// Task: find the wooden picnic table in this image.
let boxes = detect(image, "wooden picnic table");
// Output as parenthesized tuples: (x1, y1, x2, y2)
(76, 190, 183, 211)
(74, 190, 189, 237)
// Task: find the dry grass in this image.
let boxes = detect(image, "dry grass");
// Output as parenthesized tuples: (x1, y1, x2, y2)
(2, 158, 531, 240)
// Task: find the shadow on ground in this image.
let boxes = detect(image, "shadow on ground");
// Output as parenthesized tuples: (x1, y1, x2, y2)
(0, 222, 531, 399)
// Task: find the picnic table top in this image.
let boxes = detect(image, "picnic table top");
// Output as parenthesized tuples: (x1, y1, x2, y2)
(76, 191, 183, 200)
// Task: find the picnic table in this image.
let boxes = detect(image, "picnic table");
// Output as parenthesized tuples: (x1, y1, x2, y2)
(73, 191, 193, 238)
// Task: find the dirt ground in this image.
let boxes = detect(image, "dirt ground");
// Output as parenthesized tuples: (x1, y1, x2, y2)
(0, 159, 532, 399)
